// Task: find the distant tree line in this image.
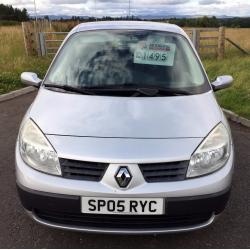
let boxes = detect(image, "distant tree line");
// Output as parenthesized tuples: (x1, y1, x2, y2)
(68, 15, 250, 28)
(166, 16, 250, 28)
(0, 4, 29, 22)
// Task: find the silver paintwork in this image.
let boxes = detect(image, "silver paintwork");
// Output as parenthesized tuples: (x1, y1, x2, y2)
(16, 21, 234, 232)
(21, 72, 42, 87)
(211, 75, 234, 91)
(75, 21, 186, 35)
(26, 210, 216, 234)
(43, 136, 203, 163)
(30, 88, 221, 138)
(16, 144, 234, 197)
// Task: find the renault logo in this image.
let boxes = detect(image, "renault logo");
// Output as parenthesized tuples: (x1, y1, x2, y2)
(115, 167, 132, 188)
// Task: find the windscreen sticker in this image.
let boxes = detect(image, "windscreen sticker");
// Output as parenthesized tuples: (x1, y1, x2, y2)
(133, 41, 176, 66)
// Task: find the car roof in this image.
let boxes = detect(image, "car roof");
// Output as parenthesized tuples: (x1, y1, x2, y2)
(69, 21, 187, 37)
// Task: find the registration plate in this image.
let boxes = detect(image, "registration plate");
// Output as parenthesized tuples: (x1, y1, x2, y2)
(81, 197, 164, 215)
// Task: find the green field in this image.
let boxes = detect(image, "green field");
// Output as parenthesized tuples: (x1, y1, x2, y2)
(0, 26, 50, 93)
(0, 25, 250, 119)
(204, 55, 250, 119)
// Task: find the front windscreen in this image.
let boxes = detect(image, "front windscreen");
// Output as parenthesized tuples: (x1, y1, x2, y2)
(44, 30, 210, 94)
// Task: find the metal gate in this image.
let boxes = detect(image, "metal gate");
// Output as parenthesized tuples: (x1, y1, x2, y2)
(185, 28, 220, 51)
(38, 32, 68, 56)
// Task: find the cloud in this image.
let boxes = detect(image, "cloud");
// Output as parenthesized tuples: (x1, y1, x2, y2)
(199, 0, 224, 5)
(2, 0, 34, 4)
(2, 0, 250, 17)
(94, 0, 190, 5)
(51, 0, 88, 4)
(100, 0, 188, 3)
(139, 0, 190, 5)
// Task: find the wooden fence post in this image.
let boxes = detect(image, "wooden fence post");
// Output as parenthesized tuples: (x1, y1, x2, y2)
(38, 32, 46, 56)
(192, 29, 200, 53)
(196, 29, 200, 53)
(192, 29, 197, 48)
(21, 22, 38, 56)
(33, 21, 40, 56)
(21, 22, 28, 56)
(218, 26, 225, 59)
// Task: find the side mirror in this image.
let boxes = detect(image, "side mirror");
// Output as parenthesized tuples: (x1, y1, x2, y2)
(21, 72, 42, 88)
(211, 75, 233, 92)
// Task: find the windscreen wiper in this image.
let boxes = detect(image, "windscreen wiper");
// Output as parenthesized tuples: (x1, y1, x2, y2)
(44, 83, 192, 97)
(79, 85, 157, 96)
(86, 84, 192, 96)
(43, 84, 95, 95)
(154, 87, 192, 96)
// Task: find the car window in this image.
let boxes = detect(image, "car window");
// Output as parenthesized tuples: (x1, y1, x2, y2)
(44, 30, 210, 94)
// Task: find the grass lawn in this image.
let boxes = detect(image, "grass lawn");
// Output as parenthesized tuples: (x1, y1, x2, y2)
(203, 54, 250, 120)
(0, 25, 250, 119)
(0, 25, 51, 94)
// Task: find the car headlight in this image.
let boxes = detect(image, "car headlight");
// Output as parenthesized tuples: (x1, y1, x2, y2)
(187, 123, 230, 178)
(19, 119, 61, 176)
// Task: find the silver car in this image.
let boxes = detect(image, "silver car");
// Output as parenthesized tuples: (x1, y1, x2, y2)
(16, 21, 234, 234)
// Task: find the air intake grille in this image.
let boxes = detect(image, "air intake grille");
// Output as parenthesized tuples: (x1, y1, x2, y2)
(34, 209, 212, 230)
(60, 158, 108, 181)
(139, 161, 189, 182)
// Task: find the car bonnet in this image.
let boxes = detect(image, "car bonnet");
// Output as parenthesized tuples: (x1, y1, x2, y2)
(29, 88, 222, 139)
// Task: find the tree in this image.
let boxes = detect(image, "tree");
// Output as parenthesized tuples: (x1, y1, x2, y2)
(0, 4, 29, 21)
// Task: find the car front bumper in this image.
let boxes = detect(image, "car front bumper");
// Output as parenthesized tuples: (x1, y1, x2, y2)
(17, 183, 230, 234)
(16, 143, 234, 234)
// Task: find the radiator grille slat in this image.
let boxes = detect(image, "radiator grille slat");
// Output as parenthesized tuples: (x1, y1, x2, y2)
(35, 209, 211, 230)
(139, 161, 189, 182)
(60, 158, 108, 181)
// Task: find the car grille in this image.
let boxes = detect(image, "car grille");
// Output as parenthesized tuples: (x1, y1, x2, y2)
(139, 161, 189, 182)
(60, 158, 108, 181)
(60, 158, 189, 182)
(34, 209, 212, 230)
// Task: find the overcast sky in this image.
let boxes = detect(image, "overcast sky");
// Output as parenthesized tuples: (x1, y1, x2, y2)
(2, 0, 250, 17)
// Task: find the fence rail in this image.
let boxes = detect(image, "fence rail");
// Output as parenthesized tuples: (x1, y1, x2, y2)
(226, 38, 250, 55)
(200, 36, 218, 40)
(186, 27, 225, 59)
(21, 21, 226, 59)
(38, 31, 68, 56)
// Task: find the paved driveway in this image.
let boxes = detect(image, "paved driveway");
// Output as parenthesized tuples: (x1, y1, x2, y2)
(0, 92, 249, 248)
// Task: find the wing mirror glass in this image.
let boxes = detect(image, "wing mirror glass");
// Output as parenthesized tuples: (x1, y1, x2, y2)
(211, 75, 233, 92)
(21, 72, 42, 88)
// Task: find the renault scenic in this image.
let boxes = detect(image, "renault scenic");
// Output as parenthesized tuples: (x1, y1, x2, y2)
(16, 21, 234, 234)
